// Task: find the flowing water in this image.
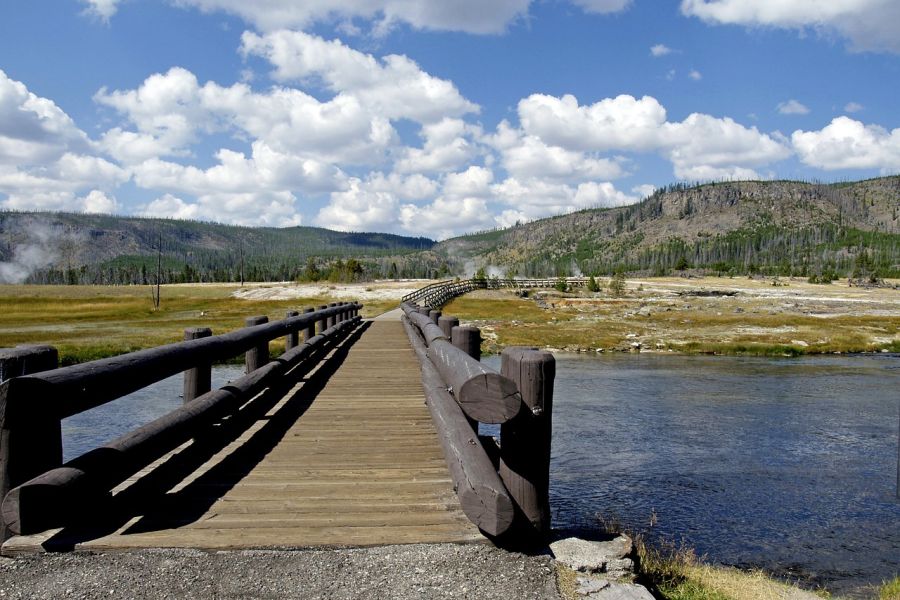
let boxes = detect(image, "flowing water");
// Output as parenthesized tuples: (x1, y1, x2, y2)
(61, 355, 898, 596)
(62, 365, 246, 462)
(484, 353, 899, 597)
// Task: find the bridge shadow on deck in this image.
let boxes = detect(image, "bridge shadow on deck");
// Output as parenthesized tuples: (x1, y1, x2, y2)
(43, 322, 371, 551)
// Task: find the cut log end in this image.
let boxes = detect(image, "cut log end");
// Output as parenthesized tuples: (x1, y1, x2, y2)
(457, 482, 515, 537)
(457, 374, 522, 424)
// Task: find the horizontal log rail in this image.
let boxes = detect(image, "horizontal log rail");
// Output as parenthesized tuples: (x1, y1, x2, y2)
(0, 303, 360, 423)
(0, 302, 362, 539)
(402, 277, 587, 309)
(401, 315, 514, 536)
(2, 317, 361, 536)
(400, 299, 555, 540)
(401, 303, 521, 424)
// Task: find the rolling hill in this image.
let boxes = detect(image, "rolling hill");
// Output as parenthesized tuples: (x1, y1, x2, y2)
(0, 212, 439, 284)
(437, 177, 900, 280)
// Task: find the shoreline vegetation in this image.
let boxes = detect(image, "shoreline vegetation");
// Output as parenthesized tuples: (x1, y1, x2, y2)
(632, 537, 900, 600)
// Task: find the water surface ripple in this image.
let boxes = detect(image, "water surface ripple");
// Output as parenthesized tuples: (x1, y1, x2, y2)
(488, 353, 899, 597)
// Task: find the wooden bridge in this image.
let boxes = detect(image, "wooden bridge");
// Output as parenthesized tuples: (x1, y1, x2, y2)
(0, 286, 555, 554)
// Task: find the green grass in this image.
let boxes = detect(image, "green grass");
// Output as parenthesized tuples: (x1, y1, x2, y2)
(881, 576, 900, 600)
(0, 284, 384, 365)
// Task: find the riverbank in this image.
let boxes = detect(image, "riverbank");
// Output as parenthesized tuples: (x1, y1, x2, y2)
(443, 276, 899, 356)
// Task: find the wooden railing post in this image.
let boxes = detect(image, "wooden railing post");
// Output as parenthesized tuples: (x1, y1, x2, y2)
(451, 326, 482, 432)
(183, 328, 212, 403)
(438, 316, 459, 339)
(316, 305, 328, 334)
(428, 310, 441, 325)
(244, 316, 269, 372)
(303, 307, 316, 341)
(451, 326, 481, 361)
(0, 345, 61, 540)
(499, 347, 555, 538)
(285, 311, 300, 351)
(327, 303, 337, 329)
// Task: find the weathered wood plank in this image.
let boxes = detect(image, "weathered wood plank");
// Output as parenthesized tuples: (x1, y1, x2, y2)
(3, 320, 483, 552)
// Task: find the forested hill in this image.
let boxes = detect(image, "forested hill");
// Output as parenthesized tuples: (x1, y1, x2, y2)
(0, 212, 439, 284)
(438, 177, 900, 280)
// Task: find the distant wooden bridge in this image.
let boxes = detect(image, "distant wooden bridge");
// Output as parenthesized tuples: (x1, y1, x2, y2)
(0, 284, 555, 553)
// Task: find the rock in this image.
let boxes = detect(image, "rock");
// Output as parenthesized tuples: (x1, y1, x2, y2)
(605, 558, 634, 577)
(591, 582, 655, 600)
(577, 577, 610, 595)
(549, 535, 633, 575)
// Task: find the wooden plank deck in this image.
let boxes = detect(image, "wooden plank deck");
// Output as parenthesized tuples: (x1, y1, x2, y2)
(5, 319, 483, 553)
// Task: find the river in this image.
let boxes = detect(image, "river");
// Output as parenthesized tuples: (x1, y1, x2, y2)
(487, 353, 899, 598)
(62, 354, 898, 597)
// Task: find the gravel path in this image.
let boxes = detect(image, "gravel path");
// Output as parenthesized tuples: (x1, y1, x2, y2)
(0, 544, 562, 600)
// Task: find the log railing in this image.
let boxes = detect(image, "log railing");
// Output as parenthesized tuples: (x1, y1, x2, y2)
(0, 302, 362, 538)
(402, 277, 587, 309)
(400, 301, 554, 541)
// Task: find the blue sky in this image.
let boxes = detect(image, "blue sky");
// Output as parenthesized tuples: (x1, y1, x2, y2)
(0, 0, 898, 239)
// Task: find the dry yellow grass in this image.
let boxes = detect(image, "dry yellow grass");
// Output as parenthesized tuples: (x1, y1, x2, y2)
(682, 564, 827, 600)
(443, 276, 900, 356)
(0, 283, 388, 364)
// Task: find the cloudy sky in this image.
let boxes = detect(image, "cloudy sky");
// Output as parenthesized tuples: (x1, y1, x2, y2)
(1, 1, 898, 239)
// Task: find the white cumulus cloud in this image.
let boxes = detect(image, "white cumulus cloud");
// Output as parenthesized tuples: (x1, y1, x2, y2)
(0, 70, 92, 166)
(175, 0, 532, 34)
(777, 99, 810, 115)
(680, 0, 900, 53)
(650, 44, 673, 57)
(241, 31, 479, 124)
(487, 121, 626, 181)
(792, 116, 900, 171)
(515, 92, 790, 181)
(80, 0, 121, 21)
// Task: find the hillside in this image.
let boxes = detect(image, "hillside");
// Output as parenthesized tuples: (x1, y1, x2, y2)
(438, 177, 900, 279)
(0, 213, 440, 284)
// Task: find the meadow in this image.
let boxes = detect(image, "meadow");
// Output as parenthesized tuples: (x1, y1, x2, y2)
(0, 283, 397, 365)
(444, 276, 900, 356)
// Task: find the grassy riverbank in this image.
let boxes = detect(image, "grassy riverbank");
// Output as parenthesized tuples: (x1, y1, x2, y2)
(635, 540, 830, 600)
(443, 276, 900, 356)
(0, 283, 398, 364)
(636, 543, 900, 599)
